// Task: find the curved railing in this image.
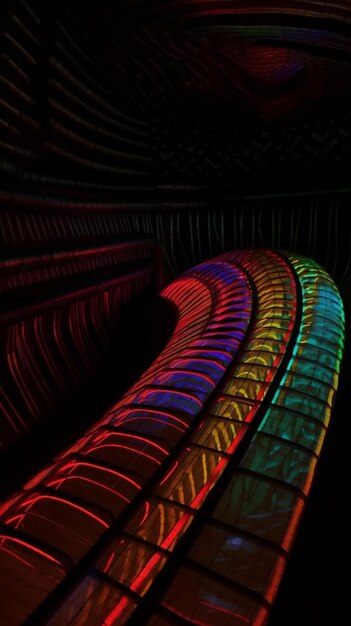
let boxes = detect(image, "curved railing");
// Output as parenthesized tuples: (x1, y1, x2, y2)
(0, 249, 344, 626)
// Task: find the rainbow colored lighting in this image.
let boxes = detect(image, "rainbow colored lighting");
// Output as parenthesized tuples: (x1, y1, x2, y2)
(0, 250, 344, 626)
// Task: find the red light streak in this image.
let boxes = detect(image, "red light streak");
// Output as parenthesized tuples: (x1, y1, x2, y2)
(138, 501, 150, 528)
(102, 595, 132, 626)
(137, 388, 203, 409)
(7, 329, 37, 417)
(61, 461, 142, 490)
(109, 431, 169, 455)
(86, 443, 162, 465)
(200, 600, 250, 623)
(93, 431, 169, 455)
(113, 408, 189, 429)
(12, 494, 109, 528)
(160, 511, 193, 551)
(0, 394, 23, 433)
(171, 358, 226, 372)
(264, 554, 286, 603)
(0, 535, 63, 567)
(159, 370, 215, 386)
(20, 321, 52, 403)
(120, 416, 185, 434)
(47, 476, 131, 504)
(130, 551, 164, 594)
(0, 546, 35, 570)
(103, 550, 116, 574)
(189, 457, 227, 510)
(159, 462, 179, 487)
(184, 348, 233, 360)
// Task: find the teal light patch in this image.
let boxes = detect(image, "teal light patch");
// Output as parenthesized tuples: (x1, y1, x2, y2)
(272, 388, 331, 424)
(258, 406, 326, 453)
(213, 471, 304, 546)
(279, 372, 335, 406)
(291, 343, 341, 371)
(286, 358, 339, 387)
(241, 433, 316, 494)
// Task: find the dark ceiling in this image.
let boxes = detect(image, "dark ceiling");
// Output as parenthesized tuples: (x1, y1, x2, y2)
(1, 0, 351, 191)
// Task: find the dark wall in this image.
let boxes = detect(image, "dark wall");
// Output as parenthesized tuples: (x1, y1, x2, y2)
(1, 0, 351, 191)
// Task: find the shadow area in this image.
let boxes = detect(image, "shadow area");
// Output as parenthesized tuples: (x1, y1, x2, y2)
(0, 288, 177, 500)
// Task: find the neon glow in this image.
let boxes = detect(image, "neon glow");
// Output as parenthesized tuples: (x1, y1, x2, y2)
(0, 250, 344, 626)
(0, 535, 64, 567)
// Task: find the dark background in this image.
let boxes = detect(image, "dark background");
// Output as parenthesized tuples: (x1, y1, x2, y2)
(1, 1, 350, 624)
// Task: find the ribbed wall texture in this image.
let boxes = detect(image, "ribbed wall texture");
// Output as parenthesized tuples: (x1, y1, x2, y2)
(1, 0, 351, 188)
